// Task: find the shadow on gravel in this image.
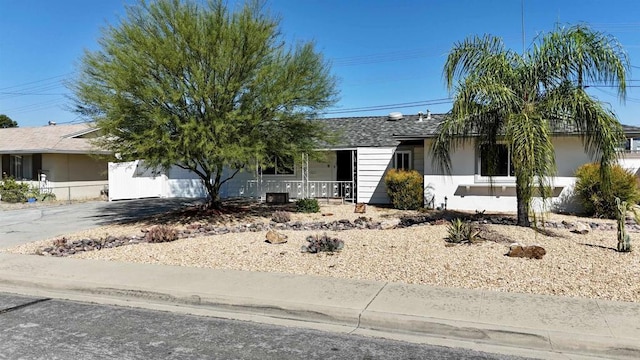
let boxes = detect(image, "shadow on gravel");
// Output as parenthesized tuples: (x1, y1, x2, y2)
(87, 198, 295, 226)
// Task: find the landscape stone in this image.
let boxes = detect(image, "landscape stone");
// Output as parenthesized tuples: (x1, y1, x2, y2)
(380, 218, 401, 230)
(507, 243, 546, 259)
(571, 222, 590, 235)
(265, 230, 288, 244)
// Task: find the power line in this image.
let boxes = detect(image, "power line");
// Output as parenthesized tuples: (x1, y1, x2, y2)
(0, 92, 65, 96)
(0, 73, 72, 91)
(2, 99, 67, 114)
(324, 98, 453, 115)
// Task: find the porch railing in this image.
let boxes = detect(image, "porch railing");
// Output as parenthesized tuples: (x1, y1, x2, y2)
(246, 180, 355, 203)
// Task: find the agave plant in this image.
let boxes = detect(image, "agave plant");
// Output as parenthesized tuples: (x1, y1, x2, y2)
(445, 218, 479, 244)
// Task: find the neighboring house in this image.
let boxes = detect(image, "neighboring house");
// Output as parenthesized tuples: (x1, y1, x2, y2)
(108, 112, 640, 213)
(0, 123, 110, 200)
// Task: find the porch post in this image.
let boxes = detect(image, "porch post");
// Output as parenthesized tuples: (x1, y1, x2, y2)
(301, 153, 309, 199)
(351, 149, 357, 203)
(256, 159, 262, 201)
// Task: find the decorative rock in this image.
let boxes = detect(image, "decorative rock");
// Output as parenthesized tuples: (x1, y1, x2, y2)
(380, 218, 401, 230)
(507, 243, 546, 259)
(571, 222, 590, 235)
(265, 230, 288, 244)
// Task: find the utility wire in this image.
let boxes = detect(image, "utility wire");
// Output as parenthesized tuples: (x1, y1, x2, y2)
(0, 73, 72, 91)
(325, 98, 453, 115)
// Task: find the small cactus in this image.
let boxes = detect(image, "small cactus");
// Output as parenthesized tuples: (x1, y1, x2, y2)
(301, 233, 344, 253)
(615, 197, 632, 252)
(144, 225, 178, 243)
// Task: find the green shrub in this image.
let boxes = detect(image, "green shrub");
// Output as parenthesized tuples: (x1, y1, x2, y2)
(574, 163, 640, 218)
(38, 191, 56, 202)
(295, 198, 320, 213)
(384, 169, 423, 210)
(0, 177, 30, 203)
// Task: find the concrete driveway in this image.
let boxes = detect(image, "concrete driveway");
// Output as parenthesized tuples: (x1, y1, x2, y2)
(0, 198, 202, 249)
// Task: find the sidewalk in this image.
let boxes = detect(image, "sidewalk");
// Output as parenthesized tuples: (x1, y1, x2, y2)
(0, 252, 638, 360)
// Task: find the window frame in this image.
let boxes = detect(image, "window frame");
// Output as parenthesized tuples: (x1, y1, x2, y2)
(475, 143, 514, 183)
(9, 154, 33, 180)
(260, 155, 295, 176)
(394, 150, 412, 171)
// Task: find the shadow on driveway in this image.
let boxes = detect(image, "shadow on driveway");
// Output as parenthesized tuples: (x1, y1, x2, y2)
(88, 198, 206, 225)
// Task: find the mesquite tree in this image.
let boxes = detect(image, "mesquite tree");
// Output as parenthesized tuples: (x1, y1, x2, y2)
(72, 0, 337, 208)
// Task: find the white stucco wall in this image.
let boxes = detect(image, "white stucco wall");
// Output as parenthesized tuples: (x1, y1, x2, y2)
(423, 136, 596, 213)
(108, 156, 343, 201)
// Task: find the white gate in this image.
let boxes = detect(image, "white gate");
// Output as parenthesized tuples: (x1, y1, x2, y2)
(108, 161, 164, 201)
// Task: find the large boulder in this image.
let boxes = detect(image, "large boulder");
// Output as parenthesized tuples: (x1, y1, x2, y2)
(265, 230, 288, 244)
(507, 243, 546, 259)
(571, 222, 590, 235)
(380, 218, 401, 230)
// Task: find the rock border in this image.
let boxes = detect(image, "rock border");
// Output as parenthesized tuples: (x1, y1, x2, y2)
(38, 215, 637, 257)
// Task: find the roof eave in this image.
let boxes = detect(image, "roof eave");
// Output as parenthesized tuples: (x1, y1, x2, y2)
(0, 149, 112, 155)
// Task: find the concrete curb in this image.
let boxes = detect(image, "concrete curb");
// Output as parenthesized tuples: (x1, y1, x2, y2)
(1, 253, 640, 359)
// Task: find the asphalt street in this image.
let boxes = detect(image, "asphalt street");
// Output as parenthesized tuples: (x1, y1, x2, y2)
(0, 292, 531, 360)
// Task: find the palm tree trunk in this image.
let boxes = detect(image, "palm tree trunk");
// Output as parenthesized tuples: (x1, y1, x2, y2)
(515, 182, 531, 227)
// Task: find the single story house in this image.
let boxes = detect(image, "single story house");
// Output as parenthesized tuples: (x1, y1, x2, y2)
(0, 123, 110, 200)
(107, 112, 640, 213)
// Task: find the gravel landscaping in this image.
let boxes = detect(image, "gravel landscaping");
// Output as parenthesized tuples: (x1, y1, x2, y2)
(3, 202, 640, 303)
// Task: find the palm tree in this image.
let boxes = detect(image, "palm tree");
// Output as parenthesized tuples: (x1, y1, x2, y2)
(432, 24, 628, 227)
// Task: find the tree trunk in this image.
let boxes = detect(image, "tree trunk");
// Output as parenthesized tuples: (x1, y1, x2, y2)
(204, 171, 223, 210)
(515, 183, 531, 227)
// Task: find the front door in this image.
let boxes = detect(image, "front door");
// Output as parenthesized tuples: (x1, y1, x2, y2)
(335, 150, 355, 199)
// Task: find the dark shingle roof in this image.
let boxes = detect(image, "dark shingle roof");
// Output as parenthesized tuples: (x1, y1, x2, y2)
(317, 114, 444, 148)
(318, 113, 640, 148)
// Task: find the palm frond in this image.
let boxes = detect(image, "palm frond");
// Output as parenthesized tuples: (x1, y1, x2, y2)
(535, 24, 629, 100)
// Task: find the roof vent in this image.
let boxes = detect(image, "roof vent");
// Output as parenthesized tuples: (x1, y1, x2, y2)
(48, 121, 56, 126)
(417, 111, 423, 122)
(426, 110, 432, 120)
(387, 112, 403, 121)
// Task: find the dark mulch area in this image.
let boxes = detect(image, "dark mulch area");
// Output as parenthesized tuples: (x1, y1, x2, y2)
(144, 199, 295, 225)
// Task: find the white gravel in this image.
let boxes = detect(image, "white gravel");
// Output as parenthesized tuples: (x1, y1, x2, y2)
(4, 204, 640, 303)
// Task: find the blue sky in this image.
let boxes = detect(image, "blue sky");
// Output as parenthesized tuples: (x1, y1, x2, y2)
(2, 0, 640, 128)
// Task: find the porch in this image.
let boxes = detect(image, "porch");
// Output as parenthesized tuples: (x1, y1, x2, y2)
(238, 150, 357, 203)
(245, 179, 356, 203)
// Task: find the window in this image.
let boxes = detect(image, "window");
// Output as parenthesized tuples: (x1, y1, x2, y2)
(9, 155, 33, 180)
(394, 151, 411, 171)
(261, 155, 294, 175)
(479, 144, 514, 177)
